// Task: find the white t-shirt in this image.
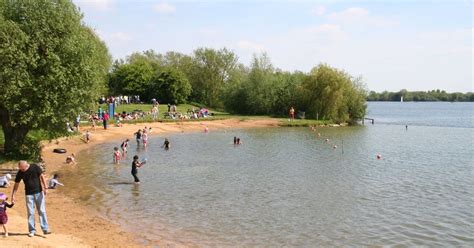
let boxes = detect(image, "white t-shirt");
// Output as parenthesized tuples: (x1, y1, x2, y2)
(0, 176, 9, 186)
(49, 178, 64, 188)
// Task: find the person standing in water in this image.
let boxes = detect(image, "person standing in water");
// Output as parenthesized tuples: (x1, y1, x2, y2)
(135, 129, 142, 146)
(113, 147, 121, 164)
(406, 125, 408, 131)
(162, 138, 170, 150)
(142, 129, 148, 149)
(121, 139, 129, 158)
(131, 155, 144, 184)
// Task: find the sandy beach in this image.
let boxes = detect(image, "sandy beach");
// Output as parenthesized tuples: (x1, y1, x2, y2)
(0, 118, 279, 247)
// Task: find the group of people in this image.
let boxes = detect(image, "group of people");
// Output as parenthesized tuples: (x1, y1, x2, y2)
(233, 136, 242, 145)
(0, 161, 65, 237)
(109, 127, 171, 183)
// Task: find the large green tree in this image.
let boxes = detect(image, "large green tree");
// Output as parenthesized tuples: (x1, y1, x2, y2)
(0, 0, 111, 156)
(190, 47, 238, 108)
(149, 68, 191, 104)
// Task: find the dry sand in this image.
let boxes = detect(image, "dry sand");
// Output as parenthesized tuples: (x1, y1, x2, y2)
(0, 118, 279, 247)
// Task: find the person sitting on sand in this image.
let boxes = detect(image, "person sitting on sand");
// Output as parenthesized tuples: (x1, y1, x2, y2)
(0, 193, 14, 237)
(48, 174, 64, 189)
(66, 153, 76, 165)
(0, 174, 11, 188)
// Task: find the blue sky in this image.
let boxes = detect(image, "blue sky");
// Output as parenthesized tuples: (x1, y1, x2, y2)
(74, 0, 473, 92)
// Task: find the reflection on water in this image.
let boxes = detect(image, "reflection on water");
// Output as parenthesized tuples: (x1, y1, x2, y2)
(59, 103, 474, 247)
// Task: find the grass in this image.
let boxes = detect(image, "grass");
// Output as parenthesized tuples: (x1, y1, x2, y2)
(277, 119, 333, 127)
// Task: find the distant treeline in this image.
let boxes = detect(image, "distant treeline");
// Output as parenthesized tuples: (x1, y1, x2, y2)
(109, 49, 367, 123)
(367, 90, 474, 102)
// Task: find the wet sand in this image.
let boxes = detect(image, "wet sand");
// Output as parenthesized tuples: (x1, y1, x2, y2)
(0, 118, 279, 247)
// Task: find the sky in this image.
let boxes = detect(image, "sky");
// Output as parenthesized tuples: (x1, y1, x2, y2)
(73, 0, 473, 92)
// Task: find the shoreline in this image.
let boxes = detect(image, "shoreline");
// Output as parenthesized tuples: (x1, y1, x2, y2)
(0, 118, 279, 247)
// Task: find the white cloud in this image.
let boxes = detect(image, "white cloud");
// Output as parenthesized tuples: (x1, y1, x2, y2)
(291, 24, 347, 42)
(326, 7, 398, 28)
(329, 7, 369, 20)
(311, 6, 326, 16)
(153, 2, 176, 14)
(96, 29, 132, 42)
(237, 40, 265, 52)
(74, 0, 114, 11)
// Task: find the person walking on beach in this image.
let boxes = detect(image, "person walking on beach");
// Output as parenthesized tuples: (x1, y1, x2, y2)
(0, 193, 14, 237)
(11, 161, 51, 237)
(131, 155, 144, 184)
(102, 111, 109, 130)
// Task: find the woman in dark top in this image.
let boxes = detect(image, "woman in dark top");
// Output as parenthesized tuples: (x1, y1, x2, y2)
(131, 155, 143, 184)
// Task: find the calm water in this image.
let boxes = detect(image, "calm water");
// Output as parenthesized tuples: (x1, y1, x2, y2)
(61, 102, 474, 247)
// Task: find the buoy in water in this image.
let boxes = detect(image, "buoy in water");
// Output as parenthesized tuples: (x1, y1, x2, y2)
(333, 145, 337, 149)
(317, 133, 321, 137)
(325, 138, 329, 142)
(376, 154, 382, 160)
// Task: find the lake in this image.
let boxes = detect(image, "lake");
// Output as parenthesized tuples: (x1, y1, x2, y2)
(61, 102, 474, 247)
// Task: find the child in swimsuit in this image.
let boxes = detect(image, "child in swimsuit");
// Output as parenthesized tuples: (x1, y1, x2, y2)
(113, 147, 121, 164)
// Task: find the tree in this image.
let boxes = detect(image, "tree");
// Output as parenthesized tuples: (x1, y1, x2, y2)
(300, 64, 366, 123)
(0, 0, 111, 156)
(189, 47, 238, 107)
(149, 69, 191, 104)
(108, 59, 155, 100)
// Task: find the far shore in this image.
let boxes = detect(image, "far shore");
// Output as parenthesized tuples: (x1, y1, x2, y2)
(0, 118, 283, 247)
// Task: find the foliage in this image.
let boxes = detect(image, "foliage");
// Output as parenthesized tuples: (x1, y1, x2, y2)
(0, 0, 111, 157)
(189, 47, 239, 108)
(367, 89, 474, 102)
(149, 68, 191, 104)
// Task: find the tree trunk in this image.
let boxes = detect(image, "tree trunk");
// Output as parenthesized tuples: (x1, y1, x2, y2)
(0, 107, 30, 156)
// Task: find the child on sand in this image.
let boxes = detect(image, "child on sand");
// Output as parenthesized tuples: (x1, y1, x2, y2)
(121, 139, 129, 157)
(113, 147, 121, 164)
(85, 130, 91, 143)
(0, 193, 14, 237)
(131, 155, 144, 184)
(48, 174, 64, 189)
(66, 153, 76, 165)
(0, 174, 11, 188)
